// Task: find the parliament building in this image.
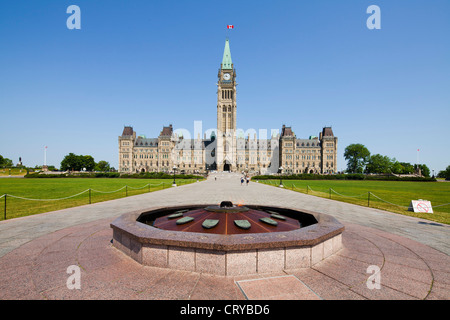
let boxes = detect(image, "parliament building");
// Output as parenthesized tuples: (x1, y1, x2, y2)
(118, 39, 337, 175)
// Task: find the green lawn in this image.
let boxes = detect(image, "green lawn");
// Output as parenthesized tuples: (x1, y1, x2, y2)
(257, 179, 450, 225)
(0, 178, 198, 220)
(0, 168, 27, 176)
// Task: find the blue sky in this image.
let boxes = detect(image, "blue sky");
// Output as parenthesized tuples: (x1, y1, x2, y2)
(1, 0, 449, 173)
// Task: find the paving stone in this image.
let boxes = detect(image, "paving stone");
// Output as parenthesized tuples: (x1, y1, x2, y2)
(0, 173, 448, 300)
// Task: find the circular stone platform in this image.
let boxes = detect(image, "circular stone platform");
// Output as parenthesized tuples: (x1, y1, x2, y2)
(110, 204, 344, 276)
(0, 174, 448, 300)
(0, 217, 448, 300)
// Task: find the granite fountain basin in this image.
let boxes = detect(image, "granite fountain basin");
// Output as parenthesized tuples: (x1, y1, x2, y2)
(110, 202, 344, 276)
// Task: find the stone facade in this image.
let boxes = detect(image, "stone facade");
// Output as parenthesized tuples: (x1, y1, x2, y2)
(118, 39, 338, 175)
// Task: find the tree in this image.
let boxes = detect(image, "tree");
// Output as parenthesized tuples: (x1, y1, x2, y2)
(398, 162, 415, 174)
(60, 153, 96, 171)
(61, 153, 81, 171)
(344, 144, 370, 173)
(0, 155, 13, 167)
(4, 158, 13, 167)
(437, 165, 450, 179)
(80, 155, 95, 171)
(95, 160, 110, 172)
(366, 154, 394, 174)
(414, 164, 431, 178)
(391, 161, 404, 174)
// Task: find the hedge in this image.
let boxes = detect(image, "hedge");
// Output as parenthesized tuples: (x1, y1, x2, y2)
(25, 172, 204, 180)
(251, 173, 436, 182)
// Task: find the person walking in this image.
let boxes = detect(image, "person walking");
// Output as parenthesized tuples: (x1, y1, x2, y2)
(246, 176, 249, 186)
(240, 177, 244, 185)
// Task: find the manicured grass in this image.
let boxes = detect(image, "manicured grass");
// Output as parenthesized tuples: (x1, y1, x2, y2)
(257, 179, 450, 225)
(0, 178, 198, 220)
(0, 168, 27, 176)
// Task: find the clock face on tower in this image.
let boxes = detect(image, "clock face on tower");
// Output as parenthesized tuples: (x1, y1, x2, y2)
(222, 73, 231, 80)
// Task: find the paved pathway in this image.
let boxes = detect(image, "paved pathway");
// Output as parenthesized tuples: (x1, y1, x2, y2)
(1, 173, 448, 257)
(0, 173, 448, 300)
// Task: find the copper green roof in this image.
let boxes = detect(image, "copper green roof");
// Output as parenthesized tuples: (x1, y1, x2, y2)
(221, 39, 232, 69)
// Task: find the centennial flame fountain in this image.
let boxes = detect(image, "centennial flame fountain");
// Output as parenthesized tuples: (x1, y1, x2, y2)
(110, 201, 344, 276)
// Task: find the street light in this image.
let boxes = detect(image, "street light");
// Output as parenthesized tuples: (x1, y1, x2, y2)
(172, 165, 177, 186)
(279, 166, 284, 188)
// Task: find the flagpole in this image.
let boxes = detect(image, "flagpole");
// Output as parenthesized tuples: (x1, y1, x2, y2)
(44, 146, 47, 167)
(416, 148, 421, 176)
(226, 24, 233, 40)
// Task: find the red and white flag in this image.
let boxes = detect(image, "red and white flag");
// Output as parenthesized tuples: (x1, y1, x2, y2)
(227, 25, 234, 29)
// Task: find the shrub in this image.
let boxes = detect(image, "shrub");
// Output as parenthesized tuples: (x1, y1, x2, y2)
(24, 171, 204, 180)
(251, 173, 435, 182)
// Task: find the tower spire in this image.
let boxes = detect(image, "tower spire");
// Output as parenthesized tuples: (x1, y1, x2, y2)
(221, 39, 233, 70)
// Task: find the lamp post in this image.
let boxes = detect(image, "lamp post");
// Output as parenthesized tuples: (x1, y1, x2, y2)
(172, 165, 177, 186)
(279, 166, 284, 188)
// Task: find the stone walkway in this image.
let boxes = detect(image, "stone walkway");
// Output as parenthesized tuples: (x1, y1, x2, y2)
(0, 173, 449, 300)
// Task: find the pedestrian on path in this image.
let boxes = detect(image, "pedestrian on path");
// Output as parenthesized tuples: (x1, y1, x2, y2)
(246, 176, 249, 186)
(241, 177, 244, 185)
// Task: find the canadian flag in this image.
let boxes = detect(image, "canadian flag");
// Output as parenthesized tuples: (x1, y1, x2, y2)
(227, 25, 234, 29)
